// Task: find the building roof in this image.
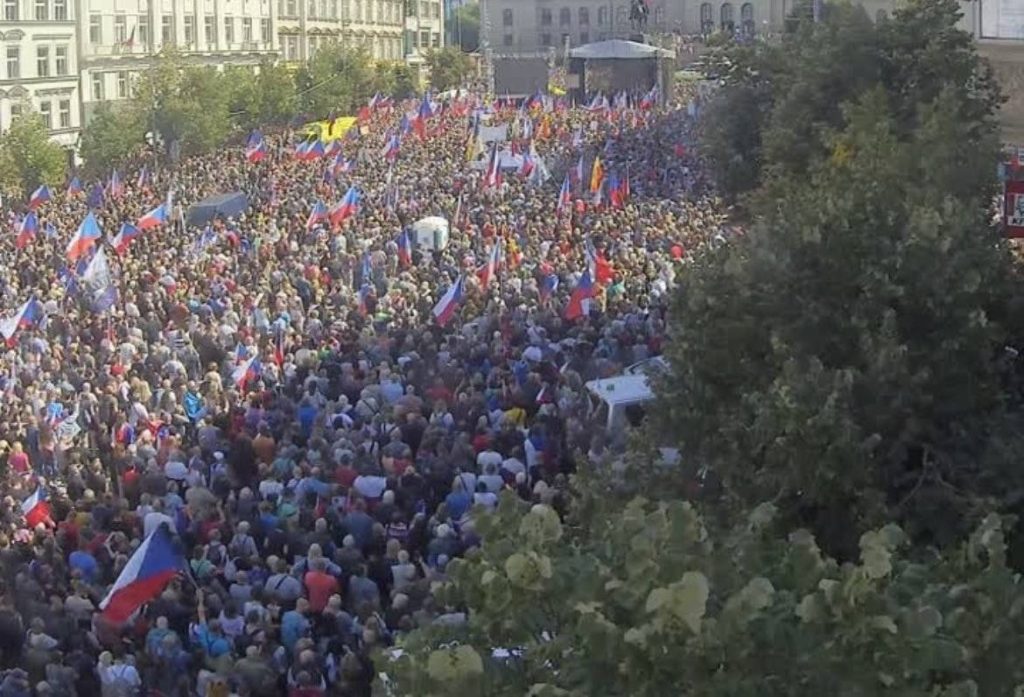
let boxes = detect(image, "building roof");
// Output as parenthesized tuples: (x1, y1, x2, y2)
(569, 39, 675, 60)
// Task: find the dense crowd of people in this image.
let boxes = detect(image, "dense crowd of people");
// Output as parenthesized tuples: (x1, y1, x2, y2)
(0, 79, 726, 696)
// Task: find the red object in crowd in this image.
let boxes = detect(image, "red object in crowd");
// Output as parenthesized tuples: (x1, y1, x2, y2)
(671, 244, 685, 259)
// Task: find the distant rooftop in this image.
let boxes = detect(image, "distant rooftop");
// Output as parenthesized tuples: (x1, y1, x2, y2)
(568, 39, 675, 60)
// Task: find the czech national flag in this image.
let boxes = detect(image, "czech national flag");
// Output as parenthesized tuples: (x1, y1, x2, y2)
(556, 176, 572, 214)
(585, 239, 614, 285)
(0, 298, 42, 344)
(432, 276, 465, 327)
(608, 172, 624, 209)
(273, 330, 287, 367)
(28, 184, 51, 211)
(329, 186, 361, 226)
(246, 134, 267, 163)
(66, 212, 102, 262)
(477, 243, 501, 290)
(519, 150, 536, 179)
(293, 140, 312, 160)
(396, 229, 412, 267)
(232, 355, 261, 390)
(640, 85, 659, 110)
(99, 526, 184, 624)
(564, 270, 595, 321)
(539, 273, 559, 303)
(483, 143, 502, 189)
(136, 203, 169, 231)
(306, 140, 326, 160)
(15, 212, 37, 249)
(306, 201, 328, 230)
(67, 176, 83, 197)
(414, 95, 434, 138)
(111, 222, 141, 255)
(21, 487, 51, 528)
(382, 133, 401, 160)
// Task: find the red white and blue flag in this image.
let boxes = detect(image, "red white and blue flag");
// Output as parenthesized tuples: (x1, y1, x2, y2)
(306, 201, 328, 230)
(382, 132, 401, 160)
(477, 243, 501, 290)
(564, 270, 595, 321)
(66, 176, 83, 197)
(99, 526, 184, 623)
(245, 131, 267, 162)
(107, 170, 124, 198)
(396, 229, 413, 267)
(111, 222, 141, 255)
(66, 212, 102, 262)
(483, 142, 502, 189)
(136, 202, 169, 231)
(0, 298, 42, 344)
(557, 176, 572, 214)
(432, 276, 465, 327)
(21, 487, 51, 528)
(585, 239, 614, 284)
(329, 186, 361, 226)
(15, 212, 37, 249)
(414, 94, 435, 138)
(28, 184, 51, 211)
(232, 355, 261, 390)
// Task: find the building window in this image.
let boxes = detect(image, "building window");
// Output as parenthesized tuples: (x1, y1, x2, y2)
(559, 7, 570, 26)
(740, 2, 754, 36)
(720, 2, 734, 32)
(597, 6, 607, 25)
(432, 31, 439, 47)
(90, 15, 103, 44)
(502, 8, 512, 26)
(3, 0, 16, 20)
(58, 99, 70, 128)
(284, 0, 296, 16)
(700, 2, 713, 34)
(540, 8, 551, 26)
(117, 70, 128, 97)
(92, 73, 103, 100)
(34, 0, 47, 20)
(36, 46, 49, 77)
(6, 47, 19, 79)
(241, 17, 252, 42)
(55, 46, 67, 74)
(419, 29, 429, 47)
(139, 15, 149, 45)
(40, 102, 52, 130)
(540, 33, 551, 46)
(580, 31, 589, 44)
(184, 16, 195, 45)
(503, 33, 513, 46)
(115, 15, 127, 43)
(54, 0, 66, 19)
(260, 18, 271, 42)
(9, 103, 20, 120)
(561, 32, 569, 46)
(579, 7, 589, 25)
(162, 15, 173, 44)
(225, 16, 234, 44)
(204, 15, 215, 44)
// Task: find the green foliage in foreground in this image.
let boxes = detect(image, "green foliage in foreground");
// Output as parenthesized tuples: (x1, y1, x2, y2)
(383, 493, 1024, 696)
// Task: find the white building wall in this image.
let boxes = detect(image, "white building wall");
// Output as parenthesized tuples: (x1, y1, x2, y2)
(0, 0, 81, 146)
(77, 0, 278, 124)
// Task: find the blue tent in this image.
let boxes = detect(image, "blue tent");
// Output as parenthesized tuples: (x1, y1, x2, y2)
(186, 192, 248, 227)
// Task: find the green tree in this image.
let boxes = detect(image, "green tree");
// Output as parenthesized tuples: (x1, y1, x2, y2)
(225, 61, 298, 131)
(701, 0, 1002, 201)
(425, 46, 474, 92)
(385, 494, 1024, 696)
(656, 0, 1017, 557)
(0, 112, 67, 196)
(452, 2, 480, 53)
(295, 44, 377, 117)
(380, 61, 419, 99)
(132, 49, 231, 156)
(79, 103, 145, 175)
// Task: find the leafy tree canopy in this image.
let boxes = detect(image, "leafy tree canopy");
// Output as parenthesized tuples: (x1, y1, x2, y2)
(0, 112, 67, 196)
(78, 103, 145, 177)
(426, 46, 475, 92)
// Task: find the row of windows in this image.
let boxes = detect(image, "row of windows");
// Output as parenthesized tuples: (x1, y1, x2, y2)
(2, 98, 73, 130)
(279, 0, 413, 22)
(533, 5, 655, 28)
(3, 44, 70, 79)
(699, 2, 756, 34)
(87, 14, 273, 47)
(279, 33, 405, 60)
(2, 0, 69, 22)
(91, 70, 131, 100)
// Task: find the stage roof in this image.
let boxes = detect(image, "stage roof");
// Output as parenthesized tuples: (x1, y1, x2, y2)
(569, 39, 675, 60)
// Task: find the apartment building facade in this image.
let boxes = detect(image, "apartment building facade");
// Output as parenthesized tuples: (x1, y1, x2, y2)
(276, 0, 404, 64)
(76, 0, 279, 124)
(0, 0, 81, 145)
(404, 0, 443, 68)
